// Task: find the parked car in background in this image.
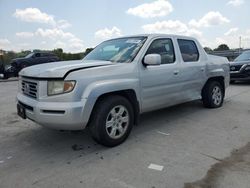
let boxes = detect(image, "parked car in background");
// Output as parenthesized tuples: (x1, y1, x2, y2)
(230, 50, 250, 83)
(4, 52, 59, 79)
(17, 34, 230, 147)
(0, 61, 4, 79)
(0, 61, 4, 74)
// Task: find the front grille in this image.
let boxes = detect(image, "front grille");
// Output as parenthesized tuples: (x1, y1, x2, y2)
(21, 80, 38, 99)
(230, 64, 242, 72)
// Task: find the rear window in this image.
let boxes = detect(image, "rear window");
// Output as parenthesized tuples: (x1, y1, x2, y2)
(42, 53, 55, 57)
(178, 39, 199, 62)
(40, 53, 47, 57)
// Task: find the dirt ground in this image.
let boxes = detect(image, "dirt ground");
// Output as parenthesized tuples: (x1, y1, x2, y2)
(185, 142, 250, 188)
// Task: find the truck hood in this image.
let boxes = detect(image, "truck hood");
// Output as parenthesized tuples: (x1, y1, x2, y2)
(11, 57, 26, 65)
(19, 60, 114, 78)
(13, 57, 26, 61)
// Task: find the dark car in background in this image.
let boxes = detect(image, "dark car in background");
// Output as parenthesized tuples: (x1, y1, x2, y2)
(230, 50, 250, 83)
(3, 52, 59, 79)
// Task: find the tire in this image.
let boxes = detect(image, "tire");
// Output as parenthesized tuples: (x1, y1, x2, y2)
(89, 95, 134, 147)
(21, 63, 27, 69)
(3, 73, 8, 79)
(14, 72, 18, 77)
(202, 81, 224, 108)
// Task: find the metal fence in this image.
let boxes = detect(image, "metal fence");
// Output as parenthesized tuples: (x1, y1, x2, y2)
(207, 49, 250, 61)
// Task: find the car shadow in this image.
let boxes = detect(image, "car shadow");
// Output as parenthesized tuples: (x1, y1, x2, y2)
(9, 100, 204, 156)
(2, 99, 220, 170)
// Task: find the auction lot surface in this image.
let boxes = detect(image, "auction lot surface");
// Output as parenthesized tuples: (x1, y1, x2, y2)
(0, 81, 250, 188)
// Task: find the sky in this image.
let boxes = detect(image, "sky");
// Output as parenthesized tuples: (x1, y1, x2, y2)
(0, 0, 250, 52)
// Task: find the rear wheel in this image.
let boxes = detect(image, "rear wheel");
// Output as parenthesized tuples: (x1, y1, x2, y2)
(21, 63, 27, 69)
(202, 81, 224, 108)
(89, 95, 134, 147)
(3, 73, 8, 79)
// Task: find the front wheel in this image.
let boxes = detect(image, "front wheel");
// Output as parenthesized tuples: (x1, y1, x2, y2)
(89, 95, 134, 147)
(3, 73, 9, 79)
(202, 81, 224, 108)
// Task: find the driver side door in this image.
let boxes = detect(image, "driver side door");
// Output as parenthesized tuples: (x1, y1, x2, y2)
(140, 38, 182, 113)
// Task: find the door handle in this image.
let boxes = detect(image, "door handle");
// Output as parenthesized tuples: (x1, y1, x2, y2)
(173, 70, 179, 75)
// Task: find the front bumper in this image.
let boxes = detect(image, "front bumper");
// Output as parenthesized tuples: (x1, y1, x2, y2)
(230, 72, 250, 81)
(17, 93, 89, 130)
(230, 64, 250, 81)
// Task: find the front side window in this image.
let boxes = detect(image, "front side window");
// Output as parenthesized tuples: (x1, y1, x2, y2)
(25, 53, 34, 58)
(35, 53, 41, 58)
(178, 39, 199, 62)
(84, 37, 147, 63)
(145, 38, 175, 64)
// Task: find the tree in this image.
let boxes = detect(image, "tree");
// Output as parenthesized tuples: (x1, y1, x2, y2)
(83, 48, 93, 57)
(204, 47, 213, 53)
(214, 44, 230, 51)
(53, 48, 64, 60)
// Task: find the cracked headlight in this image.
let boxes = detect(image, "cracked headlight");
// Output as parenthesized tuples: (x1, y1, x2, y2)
(48, 80, 76, 96)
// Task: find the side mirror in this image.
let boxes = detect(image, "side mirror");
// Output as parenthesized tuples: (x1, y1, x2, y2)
(144, 54, 161, 66)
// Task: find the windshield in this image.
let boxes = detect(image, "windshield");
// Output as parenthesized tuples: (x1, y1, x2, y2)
(235, 51, 250, 62)
(84, 37, 147, 63)
(25, 53, 34, 58)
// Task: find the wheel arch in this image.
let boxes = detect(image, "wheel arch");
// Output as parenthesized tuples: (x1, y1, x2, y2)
(202, 76, 225, 95)
(87, 89, 140, 127)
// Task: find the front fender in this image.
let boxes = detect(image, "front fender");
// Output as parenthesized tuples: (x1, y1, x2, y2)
(80, 79, 140, 125)
(82, 79, 140, 99)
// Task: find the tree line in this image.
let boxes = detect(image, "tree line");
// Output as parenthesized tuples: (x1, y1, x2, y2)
(204, 44, 230, 53)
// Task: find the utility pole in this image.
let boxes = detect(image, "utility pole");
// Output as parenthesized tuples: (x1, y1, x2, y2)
(239, 36, 242, 54)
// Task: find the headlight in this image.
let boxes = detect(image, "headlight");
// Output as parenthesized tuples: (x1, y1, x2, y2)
(245, 66, 250, 71)
(48, 80, 76, 96)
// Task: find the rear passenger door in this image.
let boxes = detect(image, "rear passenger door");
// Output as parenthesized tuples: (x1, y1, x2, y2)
(177, 39, 206, 100)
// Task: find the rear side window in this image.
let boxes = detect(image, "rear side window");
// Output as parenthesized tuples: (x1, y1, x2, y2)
(48, 53, 56, 57)
(146, 38, 175, 64)
(177, 39, 199, 62)
(35, 53, 41, 57)
(46, 53, 53, 57)
(40, 53, 46, 57)
(42, 53, 54, 57)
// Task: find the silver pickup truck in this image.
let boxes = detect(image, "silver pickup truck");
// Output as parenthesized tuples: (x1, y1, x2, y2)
(17, 34, 230, 147)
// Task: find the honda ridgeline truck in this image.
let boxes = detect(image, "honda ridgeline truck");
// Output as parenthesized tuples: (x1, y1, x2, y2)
(17, 34, 230, 147)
